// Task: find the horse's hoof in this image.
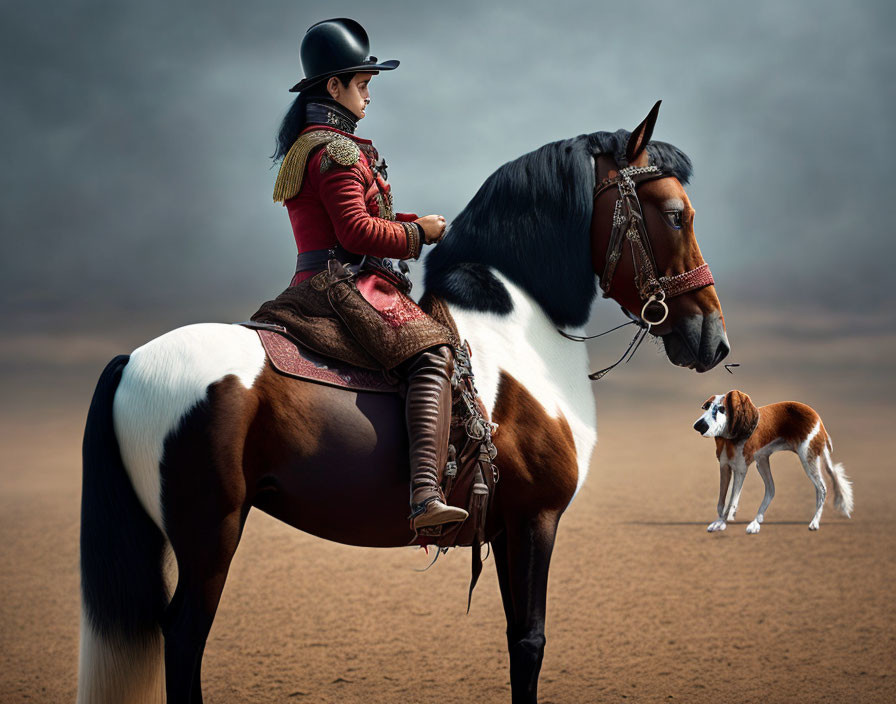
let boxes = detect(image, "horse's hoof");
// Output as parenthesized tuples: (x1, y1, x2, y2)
(746, 520, 761, 534)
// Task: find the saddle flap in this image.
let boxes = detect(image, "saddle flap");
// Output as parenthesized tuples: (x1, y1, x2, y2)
(240, 323, 400, 394)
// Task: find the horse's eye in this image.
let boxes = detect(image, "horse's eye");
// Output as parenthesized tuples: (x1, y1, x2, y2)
(664, 210, 683, 230)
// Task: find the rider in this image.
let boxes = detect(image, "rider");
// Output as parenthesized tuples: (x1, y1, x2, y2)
(272, 18, 468, 531)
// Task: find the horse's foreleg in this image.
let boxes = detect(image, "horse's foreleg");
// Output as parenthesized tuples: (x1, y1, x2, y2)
(491, 529, 516, 652)
(499, 512, 559, 704)
(163, 507, 247, 703)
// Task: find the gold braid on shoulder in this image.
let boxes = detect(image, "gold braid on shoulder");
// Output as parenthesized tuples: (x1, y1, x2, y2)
(273, 130, 343, 203)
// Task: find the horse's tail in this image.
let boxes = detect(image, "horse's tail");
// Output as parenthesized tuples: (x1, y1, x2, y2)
(78, 354, 167, 704)
(822, 442, 853, 518)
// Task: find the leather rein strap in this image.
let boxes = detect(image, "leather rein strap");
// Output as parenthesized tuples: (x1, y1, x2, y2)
(594, 163, 715, 325)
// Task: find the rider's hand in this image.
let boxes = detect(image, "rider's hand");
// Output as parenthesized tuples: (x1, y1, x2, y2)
(415, 215, 447, 244)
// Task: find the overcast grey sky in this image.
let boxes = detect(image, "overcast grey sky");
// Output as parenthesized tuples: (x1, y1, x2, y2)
(2, 0, 894, 332)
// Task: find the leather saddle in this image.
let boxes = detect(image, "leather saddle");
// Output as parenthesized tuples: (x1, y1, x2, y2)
(236, 293, 498, 605)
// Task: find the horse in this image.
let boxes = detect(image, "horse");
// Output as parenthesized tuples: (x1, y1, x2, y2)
(77, 101, 729, 704)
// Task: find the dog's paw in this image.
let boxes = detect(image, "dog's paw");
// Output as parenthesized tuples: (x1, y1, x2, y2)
(808, 520, 820, 531)
(707, 519, 727, 533)
(746, 520, 761, 534)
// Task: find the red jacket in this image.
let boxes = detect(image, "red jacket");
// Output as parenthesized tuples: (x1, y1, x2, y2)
(283, 126, 420, 284)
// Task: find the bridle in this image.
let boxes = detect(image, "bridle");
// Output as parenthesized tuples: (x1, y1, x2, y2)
(594, 162, 715, 326)
(558, 159, 717, 381)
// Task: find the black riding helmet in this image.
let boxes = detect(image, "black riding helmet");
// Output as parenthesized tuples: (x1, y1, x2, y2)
(289, 18, 399, 92)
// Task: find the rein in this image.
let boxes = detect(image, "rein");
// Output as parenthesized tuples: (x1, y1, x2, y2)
(558, 319, 653, 380)
(560, 161, 716, 381)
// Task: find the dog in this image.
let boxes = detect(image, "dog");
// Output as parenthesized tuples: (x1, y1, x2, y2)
(693, 390, 853, 533)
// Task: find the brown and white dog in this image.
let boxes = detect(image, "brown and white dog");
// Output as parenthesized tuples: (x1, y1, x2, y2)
(693, 390, 853, 533)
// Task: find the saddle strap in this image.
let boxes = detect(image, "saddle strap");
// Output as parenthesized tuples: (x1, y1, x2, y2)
(466, 462, 490, 613)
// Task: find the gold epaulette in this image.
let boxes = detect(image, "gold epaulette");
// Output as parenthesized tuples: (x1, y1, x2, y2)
(273, 130, 345, 203)
(325, 137, 361, 167)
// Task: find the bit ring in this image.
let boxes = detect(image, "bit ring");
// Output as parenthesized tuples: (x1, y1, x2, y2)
(641, 292, 669, 326)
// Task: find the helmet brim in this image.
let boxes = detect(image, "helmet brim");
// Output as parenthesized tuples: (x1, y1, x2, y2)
(289, 59, 399, 93)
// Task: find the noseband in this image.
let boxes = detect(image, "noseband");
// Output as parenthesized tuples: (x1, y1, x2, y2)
(594, 163, 715, 325)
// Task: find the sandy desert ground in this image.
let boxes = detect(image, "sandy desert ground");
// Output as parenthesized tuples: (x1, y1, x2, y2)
(1, 307, 894, 703)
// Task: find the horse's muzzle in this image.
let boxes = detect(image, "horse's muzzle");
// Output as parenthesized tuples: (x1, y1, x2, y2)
(661, 313, 729, 373)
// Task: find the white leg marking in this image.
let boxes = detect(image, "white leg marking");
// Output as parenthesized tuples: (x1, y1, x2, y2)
(707, 519, 728, 532)
(113, 323, 266, 528)
(795, 421, 825, 529)
(708, 463, 731, 532)
(447, 273, 597, 500)
(748, 456, 775, 534)
(725, 462, 748, 522)
(799, 455, 826, 531)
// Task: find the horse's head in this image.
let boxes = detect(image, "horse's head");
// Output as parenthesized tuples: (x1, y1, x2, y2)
(590, 102, 729, 372)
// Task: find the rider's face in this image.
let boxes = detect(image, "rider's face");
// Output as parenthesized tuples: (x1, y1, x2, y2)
(328, 72, 376, 120)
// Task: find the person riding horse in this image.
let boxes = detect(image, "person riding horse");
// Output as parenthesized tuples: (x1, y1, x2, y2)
(272, 18, 467, 531)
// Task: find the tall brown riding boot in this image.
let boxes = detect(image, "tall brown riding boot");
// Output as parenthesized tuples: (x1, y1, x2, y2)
(403, 345, 469, 530)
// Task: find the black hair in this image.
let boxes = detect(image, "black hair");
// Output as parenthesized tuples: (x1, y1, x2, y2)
(272, 73, 356, 162)
(424, 130, 693, 328)
(587, 129, 692, 184)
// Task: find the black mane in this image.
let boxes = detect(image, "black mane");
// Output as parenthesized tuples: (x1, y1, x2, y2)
(424, 129, 692, 327)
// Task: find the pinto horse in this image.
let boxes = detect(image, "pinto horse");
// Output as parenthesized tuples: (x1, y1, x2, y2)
(78, 102, 728, 704)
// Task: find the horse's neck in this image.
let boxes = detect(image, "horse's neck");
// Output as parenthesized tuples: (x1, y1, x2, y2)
(438, 272, 598, 496)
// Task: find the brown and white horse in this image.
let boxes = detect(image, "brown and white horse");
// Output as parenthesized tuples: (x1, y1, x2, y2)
(78, 103, 728, 704)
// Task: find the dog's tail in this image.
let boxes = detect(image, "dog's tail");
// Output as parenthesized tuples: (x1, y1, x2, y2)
(822, 445, 853, 517)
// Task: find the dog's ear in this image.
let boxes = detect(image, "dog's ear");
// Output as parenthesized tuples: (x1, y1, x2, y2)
(723, 390, 759, 440)
(702, 396, 715, 411)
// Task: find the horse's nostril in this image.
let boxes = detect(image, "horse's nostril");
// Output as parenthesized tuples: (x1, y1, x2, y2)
(713, 338, 730, 366)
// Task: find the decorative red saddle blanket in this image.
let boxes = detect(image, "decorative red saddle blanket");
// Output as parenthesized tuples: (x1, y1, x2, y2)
(249, 324, 399, 394)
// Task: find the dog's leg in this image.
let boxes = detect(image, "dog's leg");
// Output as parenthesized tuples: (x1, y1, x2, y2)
(707, 463, 732, 532)
(724, 462, 748, 523)
(747, 456, 775, 534)
(800, 452, 827, 530)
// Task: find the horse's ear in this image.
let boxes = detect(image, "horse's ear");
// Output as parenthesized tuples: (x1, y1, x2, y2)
(625, 100, 662, 164)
